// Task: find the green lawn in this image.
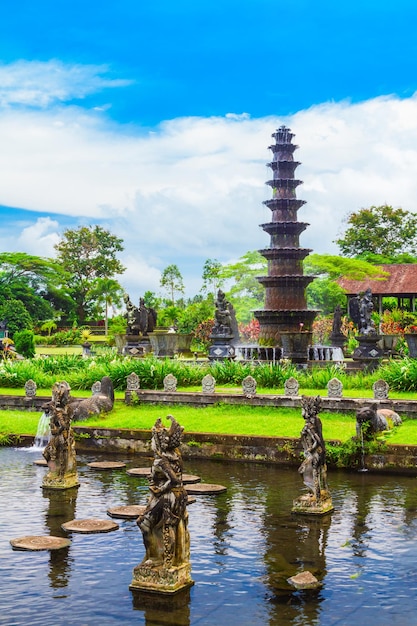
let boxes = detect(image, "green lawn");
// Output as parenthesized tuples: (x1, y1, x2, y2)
(3, 402, 413, 444)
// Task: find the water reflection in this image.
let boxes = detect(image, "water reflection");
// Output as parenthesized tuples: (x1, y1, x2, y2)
(43, 487, 78, 589)
(2, 449, 417, 625)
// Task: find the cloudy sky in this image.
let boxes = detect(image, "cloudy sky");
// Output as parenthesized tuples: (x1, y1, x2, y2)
(1, 1, 417, 300)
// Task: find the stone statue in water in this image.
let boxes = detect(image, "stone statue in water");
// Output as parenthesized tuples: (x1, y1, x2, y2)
(42, 381, 79, 490)
(131, 415, 193, 594)
(292, 396, 333, 515)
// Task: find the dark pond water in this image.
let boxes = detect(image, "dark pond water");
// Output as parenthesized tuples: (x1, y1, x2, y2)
(1, 447, 417, 626)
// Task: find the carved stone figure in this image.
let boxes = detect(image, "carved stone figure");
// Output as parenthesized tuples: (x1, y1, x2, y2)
(349, 288, 376, 336)
(242, 375, 257, 398)
(124, 294, 157, 337)
(42, 381, 79, 490)
(327, 377, 343, 398)
(292, 396, 333, 515)
(70, 376, 115, 421)
(131, 415, 193, 594)
(284, 376, 299, 396)
(372, 379, 389, 400)
(211, 289, 239, 340)
(356, 404, 402, 440)
(201, 374, 216, 393)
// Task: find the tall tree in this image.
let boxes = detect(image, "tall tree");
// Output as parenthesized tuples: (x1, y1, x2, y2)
(0, 252, 65, 323)
(160, 264, 184, 306)
(54, 225, 125, 324)
(335, 205, 417, 258)
(201, 258, 224, 296)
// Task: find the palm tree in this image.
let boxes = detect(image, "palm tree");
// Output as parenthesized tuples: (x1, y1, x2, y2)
(94, 278, 125, 335)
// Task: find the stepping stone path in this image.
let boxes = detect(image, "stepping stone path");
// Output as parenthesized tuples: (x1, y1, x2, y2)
(62, 519, 119, 533)
(126, 469, 201, 484)
(34, 459, 47, 466)
(185, 483, 227, 495)
(126, 467, 151, 477)
(10, 535, 71, 551)
(182, 474, 201, 484)
(87, 461, 126, 470)
(107, 505, 146, 519)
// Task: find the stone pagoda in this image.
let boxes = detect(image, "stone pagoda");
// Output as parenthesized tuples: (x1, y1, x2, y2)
(254, 126, 318, 363)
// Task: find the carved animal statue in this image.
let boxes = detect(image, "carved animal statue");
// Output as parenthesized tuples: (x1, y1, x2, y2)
(356, 404, 402, 439)
(71, 376, 115, 421)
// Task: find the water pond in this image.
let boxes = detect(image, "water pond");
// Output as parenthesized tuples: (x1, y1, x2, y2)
(1, 447, 417, 625)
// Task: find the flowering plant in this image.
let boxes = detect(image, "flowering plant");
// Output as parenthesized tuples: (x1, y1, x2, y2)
(404, 324, 417, 334)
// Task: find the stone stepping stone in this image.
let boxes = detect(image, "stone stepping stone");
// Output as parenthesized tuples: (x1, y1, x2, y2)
(182, 474, 201, 484)
(107, 505, 146, 519)
(10, 535, 71, 551)
(87, 461, 126, 470)
(34, 459, 47, 466)
(287, 571, 322, 590)
(62, 519, 119, 533)
(126, 467, 151, 477)
(185, 483, 227, 495)
(187, 496, 196, 505)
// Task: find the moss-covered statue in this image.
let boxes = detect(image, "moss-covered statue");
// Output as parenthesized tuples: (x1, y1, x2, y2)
(42, 381, 79, 490)
(292, 396, 333, 515)
(130, 415, 193, 595)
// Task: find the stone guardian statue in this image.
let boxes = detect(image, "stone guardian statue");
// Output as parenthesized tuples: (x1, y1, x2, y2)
(292, 396, 333, 515)
(42, 381, 79, 490)
(130, 415, 193, 595)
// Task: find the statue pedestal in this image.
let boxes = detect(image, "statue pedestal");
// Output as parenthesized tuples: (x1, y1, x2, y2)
(352, 334, 383, 371)
(130, 562, 194, 595)
(292, 492, 334, 516)
(122, 335, 152, 357)
(209, 334, 235, 361)
(42, 465, 79, 491)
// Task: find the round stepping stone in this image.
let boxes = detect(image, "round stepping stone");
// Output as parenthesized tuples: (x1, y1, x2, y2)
(87, 461, 126, 470)
(185, 483, 227, 495)
(182, 474, 201, 484)
(187, 496, 196, 505)
(107, 505, 146, 519)
(62, 519, 119, 533)
(10, 535, 71, 551)
(126, 467, 151, 477)
(34, 459, 48, 466)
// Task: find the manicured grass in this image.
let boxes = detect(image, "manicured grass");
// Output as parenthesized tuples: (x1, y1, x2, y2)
(35, 346, 83, 356)
(0, 403, 363, 442)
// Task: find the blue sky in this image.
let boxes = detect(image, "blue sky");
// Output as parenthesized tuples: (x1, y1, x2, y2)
(1, 1, 417, 300)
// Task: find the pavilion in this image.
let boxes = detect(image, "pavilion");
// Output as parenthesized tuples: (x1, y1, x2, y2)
(337, 264, 417, 314)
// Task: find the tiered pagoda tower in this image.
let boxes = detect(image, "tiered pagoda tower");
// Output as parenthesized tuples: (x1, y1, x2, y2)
(254, 126, 318, 362)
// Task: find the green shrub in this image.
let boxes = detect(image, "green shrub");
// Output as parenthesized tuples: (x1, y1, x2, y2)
(13, 330, 36, 359)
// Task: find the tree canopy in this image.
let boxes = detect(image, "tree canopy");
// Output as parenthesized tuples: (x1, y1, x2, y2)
(54, 225, 125, 324)
(335, 205, 417, 258)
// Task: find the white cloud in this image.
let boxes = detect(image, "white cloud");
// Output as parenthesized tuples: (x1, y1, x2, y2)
(2, 63, 417, 296)
(17, 217, 61, 255)
(0, 60, 132, 108)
